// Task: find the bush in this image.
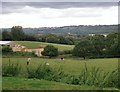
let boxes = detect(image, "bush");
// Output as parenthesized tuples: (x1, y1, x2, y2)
(2, 46, 12, 53)
(2, 61, 21, 77)
(2, 51, 37, 57)
(61, 62, 118, 88)
(13, 52, 36, 57)
(41, 45, 58, 58)
(27, 63, 66, 82)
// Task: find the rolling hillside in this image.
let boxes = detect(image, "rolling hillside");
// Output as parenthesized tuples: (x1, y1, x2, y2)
(2, 25, 118, 36)
(16, 41, 74, 51)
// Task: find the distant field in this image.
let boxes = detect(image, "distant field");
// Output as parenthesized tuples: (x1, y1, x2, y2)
(16, 41, 74, 51)
(2, 58, 118, 75)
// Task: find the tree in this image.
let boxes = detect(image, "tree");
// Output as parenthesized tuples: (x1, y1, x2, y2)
(41, 45, 58, 58)
(2, 31, 11, 41)
(91, 35, 106, 56)
(58, 36, 67, 44)
(72, 40, 95, 59)
(106, 32, 120, 57)
(11, 26, 25, 41)
(46, 34, 59, 43)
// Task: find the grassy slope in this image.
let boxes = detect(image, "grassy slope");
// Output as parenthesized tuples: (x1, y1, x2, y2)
(2, 58, 118, 75)
(3, 77, 119, 90)
(15, 41, 74, 51)
(2, 58, 118, 90)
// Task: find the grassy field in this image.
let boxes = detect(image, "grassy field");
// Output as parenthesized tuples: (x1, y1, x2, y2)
(2, 41, 119, 90)
(3, 77, 100, 90)
(2, 58, 118, 75)
(2, 57, 118, 90)
(3, 77, 119, 90)
(16, 41, 74, 51)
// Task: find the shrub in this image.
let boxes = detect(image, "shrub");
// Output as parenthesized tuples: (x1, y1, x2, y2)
(41, 45, 58, 58)
(2, 62, 21, 77)
(2, 46, 12, 53)
(3, 51, 37, 57)
(27, 63, 66, 82)
(13, 52, 36, 57)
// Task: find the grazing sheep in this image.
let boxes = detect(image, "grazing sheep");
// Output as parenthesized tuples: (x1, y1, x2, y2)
(61, 58, 64, 61)
(27, 57, 31, 65)
(46, 62, 49, 66)
(27, 61, 29, 65)
(28, 58, 31, 61)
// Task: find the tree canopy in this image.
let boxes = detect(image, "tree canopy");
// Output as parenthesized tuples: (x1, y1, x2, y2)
(41, 45, 58, 58)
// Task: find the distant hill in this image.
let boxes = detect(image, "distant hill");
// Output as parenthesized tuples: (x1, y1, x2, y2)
(2, 25, 118, 36)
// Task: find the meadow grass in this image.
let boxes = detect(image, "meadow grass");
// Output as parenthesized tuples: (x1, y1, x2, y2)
(16, 41, 74, 51)
(2, 58, 118, 75)
(2, 57, 119, 90)
(3, 77, 106, 90)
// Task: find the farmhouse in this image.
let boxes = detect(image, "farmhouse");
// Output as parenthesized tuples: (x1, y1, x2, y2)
(25, 47, 44, 57)
(13, 45, 44, 56)
(0, 41, 44, 57)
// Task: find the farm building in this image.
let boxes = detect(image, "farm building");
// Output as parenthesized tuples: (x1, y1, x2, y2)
(0, 41, 44, 57)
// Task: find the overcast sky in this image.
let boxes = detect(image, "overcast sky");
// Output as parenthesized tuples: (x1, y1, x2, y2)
(0, 2, 119, 28)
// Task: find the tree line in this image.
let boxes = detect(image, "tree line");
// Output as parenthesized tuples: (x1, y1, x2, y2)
(41, 32, 120, 59)
(1, 26, 120, 59)
(73, 32, 120, 59)
(2, 26, 74, 45)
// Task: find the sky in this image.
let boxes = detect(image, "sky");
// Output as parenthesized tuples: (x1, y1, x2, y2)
(0, 1, 119, 28)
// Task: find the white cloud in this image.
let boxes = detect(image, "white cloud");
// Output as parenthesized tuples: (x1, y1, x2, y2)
(0, 6, 118, 28)
(2, 0, 120, 2)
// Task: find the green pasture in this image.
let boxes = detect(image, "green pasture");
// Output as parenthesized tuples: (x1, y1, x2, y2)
(16, 41, 74, 51)
(3, 77, 119, 90)
(2, 58, 118, 75)
(4, 77, 119, 90)
(2, 58, 119, 90)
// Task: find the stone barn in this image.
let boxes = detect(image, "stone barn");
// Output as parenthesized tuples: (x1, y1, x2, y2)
(0, 41, 44, 57)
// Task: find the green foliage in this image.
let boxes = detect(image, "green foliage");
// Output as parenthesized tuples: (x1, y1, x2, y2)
(72, 39, 95, 59)
(38, 34, 74, 45)
(2, 31, 12, 41)
(2, 62, 21, 77)
(61, 63, 118, 88)
(27, 63, 66, 82)
(2, 46, 12, 53)
(105, 33, 120, 57)
(11, 26, 25, 41)
(2, 58, 118, 88)
(90, 35, 106, 56)
(14, 52, 36, 57)
(2, 51, 36, 57)
(73, 32, 120, 58)
(42, 45, 58, 57)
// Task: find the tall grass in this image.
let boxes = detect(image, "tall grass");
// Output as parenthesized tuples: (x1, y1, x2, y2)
(2, 60, 21, 77)
(27, 63, 67, 82)
(2, 61, 118, 88)
(64, 61, 118, 88)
